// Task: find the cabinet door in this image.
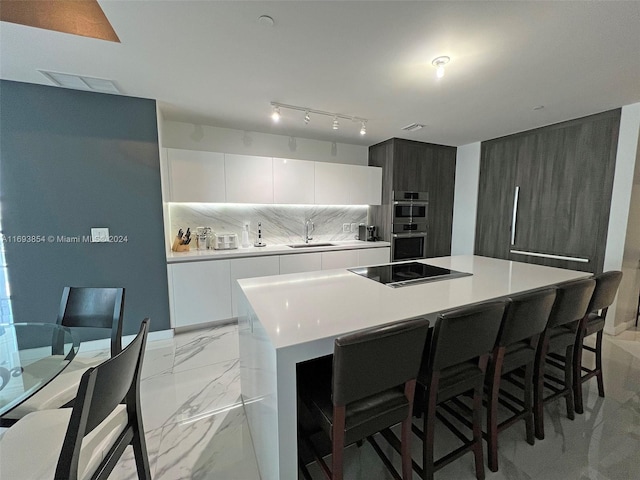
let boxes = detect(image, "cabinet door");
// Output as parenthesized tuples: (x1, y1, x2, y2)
(273, 158, 315, 204)
(167, 149, 225, 202)
(225, 154, 273, 203)
(425, 147, 456, 257)
(230, 256, 279, 317)
(392, 140, 431, 192)
(279, 253, 322, 274)
(349, 165, 382, 205)
(321, 250, 359, 270)
(314, 162, 350, 205)
(169, 261, 232, 327)
(357, 247, 390, 266)
(475, 138, 521, 260)
(511, 112, 619, 271)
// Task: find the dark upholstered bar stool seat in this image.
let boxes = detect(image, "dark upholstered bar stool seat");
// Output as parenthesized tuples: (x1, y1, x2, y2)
(572, 271, 622, 414)
(297, 317, 430, 480)
(533, 278, 595, 440)
(484, 288, 557, 472)
(413, 301, 506, 480)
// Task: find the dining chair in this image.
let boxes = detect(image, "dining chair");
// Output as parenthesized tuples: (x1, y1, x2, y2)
(532, 278, 595, 440)
(571, 271, 622, 414)
(484, 288, 557, 472)
(0, 318, 150, 480)
(2, 287, 125, 423)
(413, 301, 506, 480)
(297, 317, 430, 480)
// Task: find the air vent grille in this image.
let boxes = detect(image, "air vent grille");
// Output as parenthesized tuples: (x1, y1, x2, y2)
(39, 70, 121, 94)
(401, 123, 426, 132)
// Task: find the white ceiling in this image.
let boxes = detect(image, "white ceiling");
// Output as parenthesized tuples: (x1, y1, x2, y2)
(1, 1, 639, 147)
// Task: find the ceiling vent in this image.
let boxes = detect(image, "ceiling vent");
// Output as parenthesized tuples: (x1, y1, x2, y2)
(39, 70, 121, 94)
(401, 123, 425, 132)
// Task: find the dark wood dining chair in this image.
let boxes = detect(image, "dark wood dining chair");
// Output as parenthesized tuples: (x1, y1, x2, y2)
(297, 317, 430, 480)
(485, 288, 557, 472)
(572, 271, 622, 414)
(2, 287, 125, 424)
(0, 318, 151, 480)
(413, 301, 506, 480)
(533, 278, 595, 440)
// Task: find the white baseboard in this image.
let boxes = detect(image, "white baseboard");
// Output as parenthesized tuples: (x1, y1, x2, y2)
(79, 328, 174, 353)
(604, 318, 637, 336)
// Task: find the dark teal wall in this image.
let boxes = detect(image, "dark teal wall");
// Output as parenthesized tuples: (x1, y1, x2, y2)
(0, 80, 170, 339)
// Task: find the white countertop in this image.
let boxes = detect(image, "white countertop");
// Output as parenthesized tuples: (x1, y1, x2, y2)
(237, 255, 591, 350)
(166, 240, 390, 263)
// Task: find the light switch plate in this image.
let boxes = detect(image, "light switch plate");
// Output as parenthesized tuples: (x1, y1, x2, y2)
(350, 223, 358, 232)
(91, 227, 109, 243)
(343, 223, 350, 233)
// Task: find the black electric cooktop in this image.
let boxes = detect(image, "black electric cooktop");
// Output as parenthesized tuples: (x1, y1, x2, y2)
(348, 262, 472, 288)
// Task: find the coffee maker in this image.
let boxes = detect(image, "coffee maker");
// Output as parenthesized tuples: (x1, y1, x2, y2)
(358, 224, 378, 242)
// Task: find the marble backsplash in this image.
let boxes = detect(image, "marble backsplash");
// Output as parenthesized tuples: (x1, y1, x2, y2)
(169, 204, 368, 245)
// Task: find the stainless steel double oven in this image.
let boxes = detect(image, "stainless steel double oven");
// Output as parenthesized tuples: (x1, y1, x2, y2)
(391, 191, 428, 261)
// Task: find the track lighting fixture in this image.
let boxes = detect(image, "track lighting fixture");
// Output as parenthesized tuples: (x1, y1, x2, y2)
(271, 105, 281, 122)
(432, 56, 450, 78)
(270, 102, 368, 136)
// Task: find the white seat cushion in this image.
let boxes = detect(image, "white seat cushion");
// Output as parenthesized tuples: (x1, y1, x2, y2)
(0, 404, 128, 480)
(4, 355, 105, 419)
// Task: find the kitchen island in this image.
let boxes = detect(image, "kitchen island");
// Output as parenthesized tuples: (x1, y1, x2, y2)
(237, 255, 591, 479)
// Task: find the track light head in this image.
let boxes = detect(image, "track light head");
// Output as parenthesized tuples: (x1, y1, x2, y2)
(360, 122, 367, 135)
(271, 105, 281, 122)
(304, 111, 310, 124)
(332, 116, 339, 130)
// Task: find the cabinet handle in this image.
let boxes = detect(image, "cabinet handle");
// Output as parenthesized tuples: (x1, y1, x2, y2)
(510, 186, 520, 246)
(509, 250, 590, 263)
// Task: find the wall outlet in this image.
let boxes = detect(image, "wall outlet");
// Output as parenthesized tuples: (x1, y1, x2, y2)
(91, 227, 109, 243)
(343, 223, 350, 233)
(350, 223, 358, 232)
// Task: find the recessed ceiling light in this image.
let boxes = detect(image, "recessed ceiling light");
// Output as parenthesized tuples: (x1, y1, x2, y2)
(258, 15, 275, 27)
(432, 56, 450, 78)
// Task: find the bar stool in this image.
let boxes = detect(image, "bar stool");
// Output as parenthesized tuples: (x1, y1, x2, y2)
(297, 317, 430, 480)
(533, 278, 595, 440)
(413, 301, 506, 480)
(572, 271, 622, 414)
(485, 288, 557, 472)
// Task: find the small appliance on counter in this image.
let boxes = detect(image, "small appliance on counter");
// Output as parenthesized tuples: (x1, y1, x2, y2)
(358, 224, 378, 242)
(212, 232, 239, 250)
(241, 222, 251, 248)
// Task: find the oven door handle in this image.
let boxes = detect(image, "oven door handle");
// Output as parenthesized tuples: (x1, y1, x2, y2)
(393, 233, 428, 238)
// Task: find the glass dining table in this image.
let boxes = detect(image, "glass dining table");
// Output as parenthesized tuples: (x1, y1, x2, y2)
(0, 323, 80, 417)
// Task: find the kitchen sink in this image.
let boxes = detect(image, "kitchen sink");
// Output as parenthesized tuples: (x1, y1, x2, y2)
(287, 243, 335, 248)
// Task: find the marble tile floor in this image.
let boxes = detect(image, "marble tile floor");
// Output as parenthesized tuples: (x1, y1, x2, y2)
(104, 324, 639, 480)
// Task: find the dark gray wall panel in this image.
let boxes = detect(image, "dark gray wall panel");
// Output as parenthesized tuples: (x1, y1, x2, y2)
(0, 80, 169, 340)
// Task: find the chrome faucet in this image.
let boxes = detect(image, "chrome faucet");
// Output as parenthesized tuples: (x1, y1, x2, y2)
(304, 219, 314, 243)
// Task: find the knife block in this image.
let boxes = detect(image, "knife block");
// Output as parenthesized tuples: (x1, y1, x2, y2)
(171, 236, 190, 252)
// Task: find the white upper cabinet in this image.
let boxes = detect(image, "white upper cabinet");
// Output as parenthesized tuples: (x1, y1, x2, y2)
(166, 150, 381, 205)
(349, 164, 382, 205)
(273, 158, 315, 204)
(225, 154, 274, 204)
(167, 149, 225, 202)
(314, 162, 351, 205)
(315, 163, 382, 205)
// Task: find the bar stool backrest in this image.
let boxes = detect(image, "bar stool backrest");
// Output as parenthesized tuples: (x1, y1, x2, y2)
(588, 271, 622, 313)
(332, 318, 430, 407)
(497, 289, 557, 347)
(429, 301, 506, 371)
(547, 279, 596, 329)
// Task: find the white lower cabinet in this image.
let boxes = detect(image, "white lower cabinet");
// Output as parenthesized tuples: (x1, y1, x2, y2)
(279, 253, 322, 275)
(169, 260, 232, 328)
(229, 256, 280, 317)
(357, 247, 390, 266)
(321, 250, 359, 270)
(168, 247, 390, 327)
